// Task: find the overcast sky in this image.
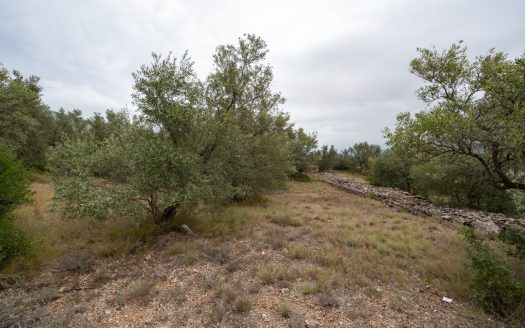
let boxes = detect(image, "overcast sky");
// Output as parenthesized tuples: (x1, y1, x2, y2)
(1, 0, 523, 149)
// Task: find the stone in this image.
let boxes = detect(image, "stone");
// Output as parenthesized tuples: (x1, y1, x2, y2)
(442, 296, 453, 303)
(179, 224, 193, 235)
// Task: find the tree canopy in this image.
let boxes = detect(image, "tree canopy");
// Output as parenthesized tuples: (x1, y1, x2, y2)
(386, 42, 525, 192)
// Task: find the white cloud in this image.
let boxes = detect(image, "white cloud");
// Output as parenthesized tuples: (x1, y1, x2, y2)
(1, 0, 524, 148)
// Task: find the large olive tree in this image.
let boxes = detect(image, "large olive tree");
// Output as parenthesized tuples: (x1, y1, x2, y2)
(49, 35, 297, 223)
(386, 42, 525, 192)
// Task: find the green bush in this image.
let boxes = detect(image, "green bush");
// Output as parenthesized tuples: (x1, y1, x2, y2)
(0, 215, 31, 268)
(0, 145, 29, 216)
(367, 150, 412, 191)
(0, 146, 31, 268)
(499, 228, 525, 260)
(463, 229, 524, 317)
(292, 172, 311, 182)
(411, 157, 517, 215)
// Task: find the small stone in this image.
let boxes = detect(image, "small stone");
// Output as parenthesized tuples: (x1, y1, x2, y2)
(442, 297, 453, 303)
(145, 255, 152, 261)
(59, 287, 66, 293)
(179, 224, 193, 235)
(105, 309, 111, 315)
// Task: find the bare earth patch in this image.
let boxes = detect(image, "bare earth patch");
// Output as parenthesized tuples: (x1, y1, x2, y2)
(0, 180, 501, 327)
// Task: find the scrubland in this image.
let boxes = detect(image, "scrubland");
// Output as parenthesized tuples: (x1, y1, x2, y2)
(2, 176, 514, 327)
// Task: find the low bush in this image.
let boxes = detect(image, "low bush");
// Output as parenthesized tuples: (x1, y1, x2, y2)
(0, 147, 32, 269)
(292, 172, 312, 182)
(367, 150, 412, 191)
(0, 216, 32, 269)
(463, 229, 524, 317)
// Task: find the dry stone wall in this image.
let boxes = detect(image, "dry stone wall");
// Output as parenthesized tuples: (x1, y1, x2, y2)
(316, 172, 525, 234)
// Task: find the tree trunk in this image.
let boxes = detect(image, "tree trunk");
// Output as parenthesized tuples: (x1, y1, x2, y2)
(155, 204, 179, 225)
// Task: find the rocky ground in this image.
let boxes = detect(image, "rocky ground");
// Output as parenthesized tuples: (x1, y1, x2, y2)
(0, 179, 502, 327)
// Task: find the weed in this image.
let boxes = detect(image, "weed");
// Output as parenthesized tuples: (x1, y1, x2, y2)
(167, 240, 200, 265)
(234, 294, 252, 313)
(214, 284, 238, 305)
(363, 287, 382, 300)
(276, 299, 293, 318)
(289, 311, 307, 328)
(258, 265, 300, 285)
(287, 243, 310, 260)
(464, 229, 524, 316)
(318, 292, 339, 308)
(123, 279, 156, 305)
(203, 274, 223, 290)
(300, 281, 321, 295)
(270, 213, 302, 227)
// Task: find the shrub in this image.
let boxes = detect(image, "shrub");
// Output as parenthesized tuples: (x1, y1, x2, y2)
(0, 216, 32, 269)
(411, 157, 517, 215)
(367, 150, 412, 191)
(0, 147, 31, 269)
(463, 229, 524, 316)
(292, 172, 312, 182)
(0, 145, 29, 216)
(499, 228, 525, 260)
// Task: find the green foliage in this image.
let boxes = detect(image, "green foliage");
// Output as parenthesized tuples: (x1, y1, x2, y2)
(288, 128, 317, 174)
(367, 150, 412, 190)
(410, 157, 517, 215)
(205, 34, 294, 199)
(292, 172, 312, 182)
(0, 145, 30, 216)
(0, 215, 32, 268)
(0, 146, 31, 268)
(499, 228, 525, 260)
(0, 67, 53, 168)
(317, 145, 338, 172)
(349, 142, 381, 173)
(463, 229, 524, 317)
(49, 34, 301, 223)
(386, 42, 525, 193)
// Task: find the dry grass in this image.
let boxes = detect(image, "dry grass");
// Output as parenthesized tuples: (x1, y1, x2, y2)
(270, 212, 302, 227)
(257, 265, 301, 286)
(122, 279, 156, 304)
(275, 299, 294, 318)
(2, 176, 504, 326)
(300, 281, 321, 295)
(287, 243, 310, 260)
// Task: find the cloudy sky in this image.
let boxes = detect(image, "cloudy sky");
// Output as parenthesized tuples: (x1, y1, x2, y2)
(1, 0, 523, 149)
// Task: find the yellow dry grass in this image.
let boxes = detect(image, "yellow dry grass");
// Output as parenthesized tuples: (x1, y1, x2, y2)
(6, 176, 476, 301)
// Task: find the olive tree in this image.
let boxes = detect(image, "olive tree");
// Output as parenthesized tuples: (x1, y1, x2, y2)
(0, 67, 53, 168)
(386, 43, 525, 192)
(49, 35, 297, 223)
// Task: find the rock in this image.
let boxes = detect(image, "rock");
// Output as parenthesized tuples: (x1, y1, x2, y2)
(179, 224, 193, 235)
(442, 296, 453, 303)
(105, 309, 112, 315)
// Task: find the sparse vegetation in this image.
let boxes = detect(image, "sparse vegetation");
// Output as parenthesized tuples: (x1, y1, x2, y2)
(463, 229, 524, 317)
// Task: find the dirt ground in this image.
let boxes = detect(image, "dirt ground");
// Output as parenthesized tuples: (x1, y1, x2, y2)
(0, 180, 502, 327)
